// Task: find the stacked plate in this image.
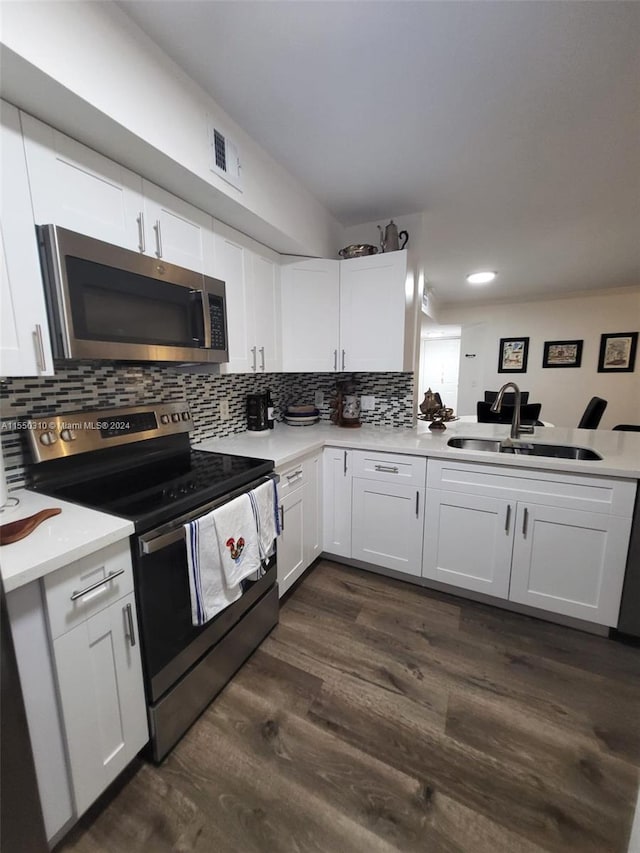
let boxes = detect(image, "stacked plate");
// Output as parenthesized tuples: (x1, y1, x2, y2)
(284, 404, 320, 426)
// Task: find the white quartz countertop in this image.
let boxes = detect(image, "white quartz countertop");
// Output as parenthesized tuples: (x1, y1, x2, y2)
(196, 420, 640, 479)
(0, 491, 134, 593)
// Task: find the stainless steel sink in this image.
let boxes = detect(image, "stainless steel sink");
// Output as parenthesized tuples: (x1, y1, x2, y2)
(447, 438, 502, 452)
(447, 437, 602, 461)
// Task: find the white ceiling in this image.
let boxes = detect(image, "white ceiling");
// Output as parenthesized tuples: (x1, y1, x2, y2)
(118, 0, 640, 304)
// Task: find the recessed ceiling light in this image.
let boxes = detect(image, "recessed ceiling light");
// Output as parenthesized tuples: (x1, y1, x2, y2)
(466, 271, 497, 285)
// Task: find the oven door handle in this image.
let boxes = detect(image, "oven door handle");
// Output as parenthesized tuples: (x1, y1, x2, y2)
(138, 473, 280, 556)
(140, 528, 185, 555)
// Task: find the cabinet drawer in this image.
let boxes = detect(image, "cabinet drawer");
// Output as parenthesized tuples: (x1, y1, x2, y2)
(276, 459, 306, 497)
(427, 459, 636, 517)
(351, 450, 426, 487)
(44, 540, 134, 640)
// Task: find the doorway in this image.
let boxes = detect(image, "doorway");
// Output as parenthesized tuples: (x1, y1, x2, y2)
(419, 331, 461, 414)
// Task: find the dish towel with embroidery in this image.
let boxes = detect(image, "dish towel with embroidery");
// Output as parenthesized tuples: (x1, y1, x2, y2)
(185, 494, 261, 626)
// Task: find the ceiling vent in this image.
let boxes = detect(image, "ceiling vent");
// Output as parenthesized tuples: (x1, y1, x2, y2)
(208, 123, 242, 191)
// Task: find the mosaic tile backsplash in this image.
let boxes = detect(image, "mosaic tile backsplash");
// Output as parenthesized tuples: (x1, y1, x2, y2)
(0, 362, 414, 490)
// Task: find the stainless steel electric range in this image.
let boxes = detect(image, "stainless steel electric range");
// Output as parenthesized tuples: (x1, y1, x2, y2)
(26, 402, 278, 762)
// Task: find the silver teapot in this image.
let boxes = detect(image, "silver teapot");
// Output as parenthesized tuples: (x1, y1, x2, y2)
(377, 220, 409, 253)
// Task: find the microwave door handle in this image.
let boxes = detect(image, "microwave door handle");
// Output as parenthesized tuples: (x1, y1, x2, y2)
(189, 290, 211, 348)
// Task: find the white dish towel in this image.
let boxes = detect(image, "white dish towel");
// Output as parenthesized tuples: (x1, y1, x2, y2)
(249, 479, 281, 561)
(185, 493, 261, 626)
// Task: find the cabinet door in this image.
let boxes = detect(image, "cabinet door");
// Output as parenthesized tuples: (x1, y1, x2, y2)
(277, 487, 305, 597)
(0, 103, 53, 376)
(352, 478, 424, 575)
(339, 251, 407, 372)
(250, 252, 281, 372)
(303, 452, 323, 565)
(423, 489, 514, 598)
(52, 592, 148, 816)
(322, 448, 352, 557)
(280, 258, 340, 372)
(214, 226, 255, 373)
(21, 112, 142, 251)
(509, 504, 632, 626)
(142, 180, 214, 273)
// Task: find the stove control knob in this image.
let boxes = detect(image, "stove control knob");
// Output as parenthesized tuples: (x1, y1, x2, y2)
(160, 414, 170, 425)
(60, 429, 76, 442)
(39, 431, 58, 446)
(171, 413, 180, 423)
(181, 412, 190, 421)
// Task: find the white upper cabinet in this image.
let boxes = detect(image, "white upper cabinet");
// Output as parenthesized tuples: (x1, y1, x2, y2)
(339, 251, 407, 372)
(21, 112, 214, 273)
(21, 112, 143, 252)
(0, 102, 53, 376)
(281, 258, 340, 372)
(141, 180, 214, 274)
(250, 251, 280, 372)
(280, 251, 408, 373)
(213, 220, 280, 374)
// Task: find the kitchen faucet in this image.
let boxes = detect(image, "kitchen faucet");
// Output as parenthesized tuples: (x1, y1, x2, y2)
(490, 382, 535, 440)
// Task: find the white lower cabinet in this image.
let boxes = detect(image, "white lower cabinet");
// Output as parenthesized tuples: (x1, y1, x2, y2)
(323, 448, 426, 576)
(52, 590, 148, 815)
(423, 490, 513, 597)
(322, 448, 353, 558)
(509, 503, 632, 625)
(278, 486, 305, 596)
(423, 459, 635, 626)
(43, 541, 148, 817)
(352, 478, 424, 575)
(277, 451, 323, 596)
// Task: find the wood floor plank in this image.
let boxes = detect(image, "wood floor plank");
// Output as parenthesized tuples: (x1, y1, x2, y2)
(307, 682, 627, 853)
(55, 560, 640, 853)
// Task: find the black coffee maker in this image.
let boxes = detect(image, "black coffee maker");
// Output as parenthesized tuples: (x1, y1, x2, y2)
(246, 391, 273, 431)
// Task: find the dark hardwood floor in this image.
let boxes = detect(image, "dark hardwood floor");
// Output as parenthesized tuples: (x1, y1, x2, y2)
(57, 560, 640, 853)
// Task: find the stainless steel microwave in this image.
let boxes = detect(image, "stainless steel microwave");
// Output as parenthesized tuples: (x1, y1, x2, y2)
(37, 225, 228, 364)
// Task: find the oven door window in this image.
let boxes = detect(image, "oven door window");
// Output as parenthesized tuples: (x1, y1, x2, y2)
(66, 256, 204, 347)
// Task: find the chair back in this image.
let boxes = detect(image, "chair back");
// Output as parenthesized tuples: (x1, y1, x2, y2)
(612, 424, 640, 432)
(577, 397, 607, 429)
(477, 401, 542, 424)
(484, 390, 530, 405)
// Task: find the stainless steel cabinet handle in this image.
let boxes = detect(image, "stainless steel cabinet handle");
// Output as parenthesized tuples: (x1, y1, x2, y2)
(259, 346, 265, 371)
(136, 212, 146, 253)
(374, 464, 399, 474)
(70, 568, 125, 601)
(505, 504, 511, 534)
(251, 346, 257, 371)
(522, 507, 529, 538)
(124, 602, 136, 647)
(153, 219, 162, 258)
(280, 505, 285, 532)
(286, 470, 303, 481)
(333, 349, 337, 371)
(33, 325, 46, 372)
(415, 491, 420, 518)
(343, 450, 347, 475)
(341, 349, 346, 371)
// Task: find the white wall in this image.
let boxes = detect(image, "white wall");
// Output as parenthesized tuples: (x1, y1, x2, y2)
(0, 1, 341, 257)
(439, 287, 640, 428)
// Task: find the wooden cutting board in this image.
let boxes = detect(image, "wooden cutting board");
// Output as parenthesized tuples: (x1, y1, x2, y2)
(0, 508, 61, 545)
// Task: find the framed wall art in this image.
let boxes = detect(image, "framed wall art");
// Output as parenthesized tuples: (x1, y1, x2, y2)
(498, 337, 529, 373)
(542, 339, 583, 369)
(597, 332, 638, 373)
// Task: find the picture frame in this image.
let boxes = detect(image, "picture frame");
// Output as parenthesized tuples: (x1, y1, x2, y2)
(498, 337, 529, 373)
(542, 339, 583, 369)
(597, 332, 638, 373)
